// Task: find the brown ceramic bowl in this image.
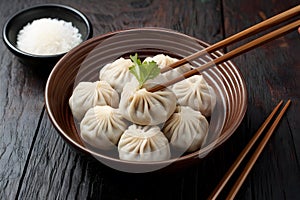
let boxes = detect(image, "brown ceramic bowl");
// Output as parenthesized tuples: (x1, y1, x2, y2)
(45, 28, 247, 173)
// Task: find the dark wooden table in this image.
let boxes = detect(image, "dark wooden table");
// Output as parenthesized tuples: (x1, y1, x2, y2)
(1, 0, 299, 199)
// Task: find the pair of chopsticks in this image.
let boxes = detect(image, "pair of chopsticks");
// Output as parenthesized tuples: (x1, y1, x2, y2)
(148, 5, 300, 92)
(208, 100, 291, 200)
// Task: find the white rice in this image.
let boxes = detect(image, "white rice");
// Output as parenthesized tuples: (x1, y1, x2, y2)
(16, 18, 82, 55)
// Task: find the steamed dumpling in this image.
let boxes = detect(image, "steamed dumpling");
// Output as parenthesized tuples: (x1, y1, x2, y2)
(119, 80, 177, 125)
(118, 125, 171, 161)
(163, 106, 209, 152)
(99, 57, 134, 93)
(172, 75, 216, 116)
(144, 54, 191, 81)
(69, 81, 119, 121)
(80, 106, 128, 150)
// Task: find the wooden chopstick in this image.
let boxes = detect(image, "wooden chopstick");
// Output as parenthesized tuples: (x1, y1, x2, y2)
(208, 100, 291, 200)
(226, 100, 291, 199)
(160, 5, 300, 74)
(148, 19, 300, 92)
(208, 100, 283, 200)
(148, 10, 300, 93)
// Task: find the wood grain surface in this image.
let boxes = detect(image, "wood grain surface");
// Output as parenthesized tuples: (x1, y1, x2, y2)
(0, 0, 299, 199)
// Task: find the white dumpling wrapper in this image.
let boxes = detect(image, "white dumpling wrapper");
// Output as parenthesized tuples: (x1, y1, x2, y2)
(163, 106, 209, 152)
(118, 125, 171, 161)
(144, 54, 191, 81)
(69, 81, 119, 121)
(172, 75, 216, 116)
(119, 80, 177, 125)
(99, 57, 134, 93)
(80, 106, 127, 150)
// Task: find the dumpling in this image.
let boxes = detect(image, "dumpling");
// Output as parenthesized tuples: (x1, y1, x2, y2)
(69, 81, 119, 121)
(119, 80, 177, 125)
(162, 106, 209, 152)
(171, 75, 216, 116)
(118, 125, 171, 161)
(80, 105, 128, 150)
(99, 57, 134, 93)
(144, 54, 191, 80)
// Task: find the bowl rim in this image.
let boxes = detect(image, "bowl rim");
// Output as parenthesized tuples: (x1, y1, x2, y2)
(2, 3, 93, 58)
(45, 27, 248, 166)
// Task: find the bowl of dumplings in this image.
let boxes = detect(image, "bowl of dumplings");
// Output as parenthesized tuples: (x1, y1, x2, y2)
(45, 28, 247, 173)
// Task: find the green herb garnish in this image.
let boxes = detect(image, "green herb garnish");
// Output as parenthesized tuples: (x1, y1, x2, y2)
(129, 53, 160, 88)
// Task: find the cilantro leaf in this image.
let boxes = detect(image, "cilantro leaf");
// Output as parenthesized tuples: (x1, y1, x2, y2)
(129, 53, 160, 88)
